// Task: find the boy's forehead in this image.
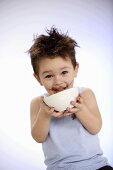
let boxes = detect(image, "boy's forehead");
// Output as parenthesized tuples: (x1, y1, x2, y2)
(39, 56, 71, 65)
(38, 57, 72, 73)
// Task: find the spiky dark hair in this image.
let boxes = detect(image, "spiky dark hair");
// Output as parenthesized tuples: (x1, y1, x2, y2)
(28, 27, 79, 74)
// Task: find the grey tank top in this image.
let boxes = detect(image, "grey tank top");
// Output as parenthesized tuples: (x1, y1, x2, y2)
(42, 87, 109, 170)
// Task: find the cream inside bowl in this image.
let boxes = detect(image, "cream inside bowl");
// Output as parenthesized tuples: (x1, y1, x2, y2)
(44, 87, 79, 112)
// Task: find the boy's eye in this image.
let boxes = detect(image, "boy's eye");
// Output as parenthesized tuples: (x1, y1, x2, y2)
(45, 75, 53, 79)
(61, 71, 68, 75)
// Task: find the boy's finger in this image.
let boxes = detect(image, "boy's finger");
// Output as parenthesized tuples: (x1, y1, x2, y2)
(67, 107, 79, 113)
(52, 111, 63, 117)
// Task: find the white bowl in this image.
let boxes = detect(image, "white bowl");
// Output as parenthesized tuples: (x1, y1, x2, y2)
(44, 87, 79, 112)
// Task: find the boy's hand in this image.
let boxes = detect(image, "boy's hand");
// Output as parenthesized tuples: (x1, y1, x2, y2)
(40, 96, 64, 118)
(65, 94, 87, 115)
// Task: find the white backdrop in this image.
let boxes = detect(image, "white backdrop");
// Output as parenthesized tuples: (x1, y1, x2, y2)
(0, 0, 113, 170)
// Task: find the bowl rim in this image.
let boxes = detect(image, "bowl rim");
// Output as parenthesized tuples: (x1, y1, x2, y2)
(44, 87, 77, 99)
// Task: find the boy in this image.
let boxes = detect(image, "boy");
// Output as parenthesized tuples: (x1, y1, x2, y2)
(28, 27, 112, 170)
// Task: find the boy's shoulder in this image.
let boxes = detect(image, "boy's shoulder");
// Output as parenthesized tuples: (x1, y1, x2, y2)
(30, 96, 41, 111)
(31, 96, 40, 103)
(78, 86, 93, 94)
(79, 87, 96, 100)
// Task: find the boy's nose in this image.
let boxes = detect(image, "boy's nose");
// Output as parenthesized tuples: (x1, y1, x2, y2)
(54, 75, 62, 85)
(53, 76, 66, 90)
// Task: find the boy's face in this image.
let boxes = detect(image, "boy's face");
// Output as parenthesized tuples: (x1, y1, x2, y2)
(34, 57, 79, 95)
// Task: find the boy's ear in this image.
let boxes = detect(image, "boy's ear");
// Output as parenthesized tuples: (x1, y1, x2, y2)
(74, 62, 79, 77)
(33, 73, 43, 86)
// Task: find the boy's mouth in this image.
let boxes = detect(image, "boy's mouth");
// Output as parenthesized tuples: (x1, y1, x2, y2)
(51, 81, 73, 94)
(52, 86, 67, 93)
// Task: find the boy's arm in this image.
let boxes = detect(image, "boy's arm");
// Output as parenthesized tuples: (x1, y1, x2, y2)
(77, 88, 102, 134)
(67, 88, 102, 135)
(30, 97, 51, 143)
(30, 96, 66, 143)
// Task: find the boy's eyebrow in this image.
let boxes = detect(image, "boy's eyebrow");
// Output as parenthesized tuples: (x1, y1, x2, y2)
(42, 70, 52, 75)
(42, 67, 70, 75)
